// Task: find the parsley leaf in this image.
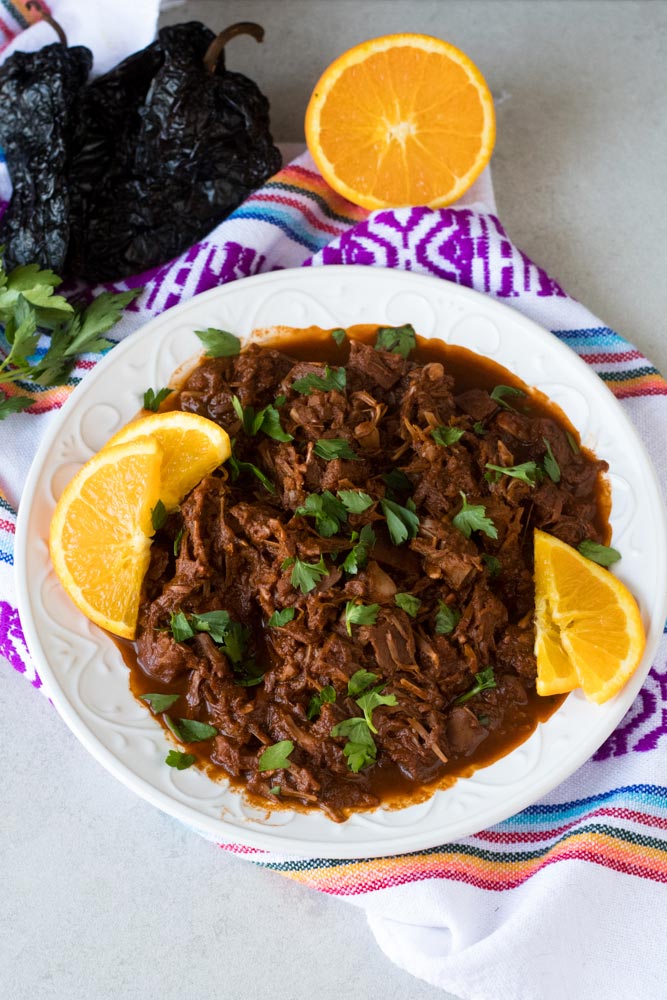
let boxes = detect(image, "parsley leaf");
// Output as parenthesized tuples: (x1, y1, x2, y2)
(170, 610, 195, 642)
(194, 328, 241, 357)
(173, 526, 184, 557)
(566, 430, 580, 455)
(313, 438, 359, 461)
(140, 693, 180, 713)
(432, 425, 465, 447)
(337, 489, 373, 514)
(292, 365, 346, 395)
(490, 385, 526, 411)
(151, 499, 168, 531)
(347, 669, 379, 697)
(355, 685, 398, 733)
(375, 323, 416, 358)
(143, 387, 172, 412)
(165, 750, 196, 770)
(452, 492, 498, 540)
(473, 421, 487, 436)
(330, 717, 377, 772)
(232, 396, 292, 442)
(268, 607, 296, 627)
(189, 611, 233, 643)
(542, 438, 561, 483)
(228, 443, 275, 493)
(285, 555, 329, 594)
(0, 392, 32, 420)
(342, 523, 376, 574)
(394, 592, 421, 617)
(175, 718, 218, 742)
(331, 328, 347, 346)
(381, 497, 420, 545)
(454, 668, 497, 705)
(295, 491, 348, 537)
(482, 553, 501, 578)
(258, 740, 294, 772)
(435, 600, 460, 634)
(269, 785, 281, 796)
(485, 461, 540, 486)
(578, 540, 621, 567)
(345, 601, 380, 635)
(381, 468, 413, 496)
(307, 685, 336, 720)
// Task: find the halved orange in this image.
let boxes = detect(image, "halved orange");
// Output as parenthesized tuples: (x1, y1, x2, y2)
(534, 529, 646, 704)
(49, 437, 162, 639)
(105, 411, 231, 511)
(305, 33, 495, 210)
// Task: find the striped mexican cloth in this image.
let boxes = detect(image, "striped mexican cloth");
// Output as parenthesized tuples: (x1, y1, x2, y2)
(2, 149, 667, 999)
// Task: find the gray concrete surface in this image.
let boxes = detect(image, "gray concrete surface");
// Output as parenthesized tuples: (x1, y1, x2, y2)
(3, 3, 667, 1000)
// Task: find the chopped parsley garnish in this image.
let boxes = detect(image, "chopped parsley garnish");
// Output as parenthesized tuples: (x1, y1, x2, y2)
(295, 491, 348, 537)
(432, 425, 465, 447)
(173, 526, 184, 557)
(577, 540, 621, 567)
(313, 438, 359, 461)
(140, 692, 179, 713)
(268, 607, 296, 627)
(452, 492, 498, 540)
(381, 468, 413, 496)
(194, 327, 241, 357)
(258, 740, 294, 772)
(172, 718, 218, 743)
(342, 523, 376, 574)
(473, 421, 487, 436)
(292, 365, 346, 395)
(482, 553, 501, 578)
(381, 497, 419, 545)
(485, 461, 540, 486)
(344, 601, 380, 635)
(228, 442, 275, 493)
(165, 750, 196, 770)
(566, 430, 580, 454)
(490, 385, 526, 411)
(331, 676, 398, 770)
(331, 328, 347, 346)
(454, 668, 497, 705)
(435, 600, 460, 634)
(330, 716, 377, 772)
(151, 499, 168, 531)
(337, 489, 373, 514)
(375, 323, 416, 358)
(542, 438, 561, 483)
(347, 669, 379, 697)
(169, 609, 260, 686)
(394, 592, 421, 617)
(143, 386, 172, 411)
(355, 685, 398, 733)
(307, 685, 336, 720)
(232, 395, 292, 442)
(283, 555, 329, 594)
(269, 785, 281, 796)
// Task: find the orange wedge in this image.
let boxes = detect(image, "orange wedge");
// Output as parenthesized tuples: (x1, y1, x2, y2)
(49, 437, 162, 639)
(106, 411, 231, 511)
(534, 529, 646, 704)
(305, 33, 495, 210)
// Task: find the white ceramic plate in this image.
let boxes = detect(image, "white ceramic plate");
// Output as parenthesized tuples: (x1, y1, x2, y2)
(15, 265, 667, 859)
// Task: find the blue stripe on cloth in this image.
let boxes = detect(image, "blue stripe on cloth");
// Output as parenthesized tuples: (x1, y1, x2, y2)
(552, 327, 628, 349)
(0, 549, 14, 566)
(496, 784, 667, 827)
(227, 206, 327, 253)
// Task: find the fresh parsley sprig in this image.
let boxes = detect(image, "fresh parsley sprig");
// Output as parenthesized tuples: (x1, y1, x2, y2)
(452, 492, 498, 540)
(394, 592, 421, 618)
(490, 385, 526, 411)
(292, 365, 346, 395)
(231, 395, 292, 442)
(282, 555, 329, 594)
(194, 328, 241, 357)
(307, 685, 336, 720)
(381, 497, 419, 545)
(432, 425, 465, 447)
(485, 461, 540, 487)
(330, 671, 398, 771)
(344, 601, 380, 635)
(578, 539, 621, 567)
(295, 491, 348, 537)
(454, 668, 497, 705)
(435, 600, 460, 634)
(313, 438, 359, 461)
(375, 323, 416, 358)
(258, 740, 294, 772)
(143, 386, 172, 412)
(342, 523, 376, 574)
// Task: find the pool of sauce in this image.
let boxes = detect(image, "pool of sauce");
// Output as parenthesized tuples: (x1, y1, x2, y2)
(118, 324, 612, 819)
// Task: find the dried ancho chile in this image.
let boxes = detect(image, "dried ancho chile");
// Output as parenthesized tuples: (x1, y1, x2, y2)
(66, 21, 282, 282)
(0, 7, 92, 272)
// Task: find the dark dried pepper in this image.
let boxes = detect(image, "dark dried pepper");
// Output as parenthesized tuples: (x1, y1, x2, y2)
(0, 24, 92, 272)
(66, 21, 283, 282)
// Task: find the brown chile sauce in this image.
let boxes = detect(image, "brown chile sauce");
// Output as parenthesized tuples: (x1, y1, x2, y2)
(116, 324, 611, 817)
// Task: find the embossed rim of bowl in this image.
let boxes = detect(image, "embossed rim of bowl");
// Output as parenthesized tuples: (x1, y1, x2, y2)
(14, 265, 667, 859)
